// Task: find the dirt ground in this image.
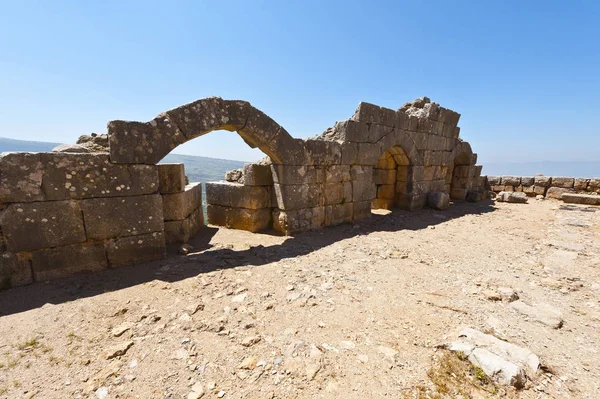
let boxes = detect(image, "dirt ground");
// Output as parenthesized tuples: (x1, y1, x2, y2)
(0, 199, 599, 399)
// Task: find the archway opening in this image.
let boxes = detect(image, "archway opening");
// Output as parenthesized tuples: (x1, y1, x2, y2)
(448, 152, 471, 200)
(372, 145, 411, 210)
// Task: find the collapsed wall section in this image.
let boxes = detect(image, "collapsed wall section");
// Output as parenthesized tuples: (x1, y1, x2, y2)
(485, 175, 600, 198)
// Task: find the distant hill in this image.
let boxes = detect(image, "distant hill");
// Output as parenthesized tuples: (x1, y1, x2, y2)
(0, 137, 245, 183)
(482, 162, 600, 178)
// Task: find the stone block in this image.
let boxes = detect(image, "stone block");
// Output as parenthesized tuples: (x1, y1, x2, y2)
(107, 232, 166, 267)
(0, 201, 86, 252)
(40, 153, 159, 200)
(340, 142, 359, 165)
(164, 208, 204, 244)
(373, 169, 396, 185)
(325, 165, 351, 182)
(273, 207, 324, 234)
(520, 177, 535, 186)
(551, 177, 574, 188)
(376, 184, 395, 200)
(323, 182, 353, 206)
(450, 188, 468, 200)
(501, 176, 521, 186)
(0, 152, 44, 203)
(523, 186, 536, 196)
(207, 205, 271, 233)
(304, 140, 342, 166)
(158, 163, 186, 193)
(0, 252, 32, 290)
(273, 184, 322, 210)
(31, 242, 108, 281)
(427, 192, 450, 210)
(573, 178, 589, 191)
(397, 166, 409, 182)
(355, 143, 381, 165)
(332, 120, 369, 143)
(163, 183, 205, 219)
(351, 102, 384, 125)
(561, 193, 600, 205)
(368, 124, 393, 143)
(324, 202, 353, 226)
(270, 165, 322, 185)
(352, 180, 377, 202)
(350, 165, 373, 181)
(371, 198, 393, 210)
(533, 186, 546, 195)
(496, 192, 528, 203)
(242, 164, 273, 186)
(534, 176, 552, 187)
(353, 200, 372, 221)
(81, 195, 163, 240)
(396, 193, 426, 210)
(546, 187, 574, 199)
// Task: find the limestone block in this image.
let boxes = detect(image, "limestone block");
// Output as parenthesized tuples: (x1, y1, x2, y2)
(206, 181, 270, 211)
(396, 193, 426, 210)
(466, 190, 485, 202)
(450, 188, 468, 200)
(351, 102, 384, 125)
(40, 153, 159, 200)
(273, 184, 322, 210)
(355, 143, 381, 166)
(523, 186, 536, 196)
(158, 163, 186, 194)
(486, 176, 501, 186)
(562, 193, 600, 205)
(496, 192, 528, 203)
(515, 185, 523, 192)
(424, 166, 436, 181)
(107, 232, 166, 267)
(31, 242, 108, 281)
(304, 140, 342, 165)
(353, 200, 372, 221)
(167, 98, 249, 138)
(325, 165, 351, 182)
(207, 205, 271, 233)
(573, 178, 589, 191)
(0, 201, 86, 252)
(242, 164, 273, 186)
(352, 180, 377, 202)
(0, 252, 32, 289)
(373, 169, 396, 185)
(546, 187, 574, 199)
(163, 183, 205, 219)
(408, 165, 425, 181)
(533, 186, 546, 195)
(273, 207, 324, 234)
(501, 176, 521, 186)
(331, 120, 369, 142)
(376, 184, 395, 201)
(368, 124, 393, 143)
(534, 176, 552, 187)
(397, 166, 409, 182)
(380, 107, 399, 127)
(551, 177, 574, 188)
(323, 182, 352, 206)
(520, 177, 534, 186)
(340, 142, 359, 165)
(108, 116, 187, 164)
(164, 208, 204, 244)
(423, 150, 445, 166)
(81, 195, 163, 240)
(324, 202, 353, 226)
(189, 206, 205, 237)
(376, 153, 396, 169)
(0, 152, 44, 202)
(427, 192, 450, 210)
(271, 165, 322, 185)
(429, 179, 447, 193)
(350, 165, 373, 181)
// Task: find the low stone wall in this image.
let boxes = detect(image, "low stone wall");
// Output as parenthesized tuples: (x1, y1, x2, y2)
(484, 175, 600, 198)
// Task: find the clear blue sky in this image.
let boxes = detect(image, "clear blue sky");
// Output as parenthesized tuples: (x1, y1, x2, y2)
(1, 0, 598, 165)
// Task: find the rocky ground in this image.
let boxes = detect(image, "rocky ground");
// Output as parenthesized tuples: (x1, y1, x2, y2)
(0, 199, 599, 399)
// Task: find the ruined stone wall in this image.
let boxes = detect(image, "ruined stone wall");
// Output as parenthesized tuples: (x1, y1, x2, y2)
(484, 175, 600, 199)
(0, 96, 485, 288)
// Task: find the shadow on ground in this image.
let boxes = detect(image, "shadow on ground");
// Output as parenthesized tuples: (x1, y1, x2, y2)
(0, 200, 496, 316)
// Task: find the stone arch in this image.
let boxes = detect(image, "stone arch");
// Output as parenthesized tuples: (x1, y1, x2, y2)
(372, 128, 424, 167)
(372, 144, 414, 210)
(107, 97, 305, 165)
(447, 142, 475, 200)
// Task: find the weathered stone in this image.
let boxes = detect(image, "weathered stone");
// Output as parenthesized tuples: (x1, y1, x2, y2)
(351, 102, 384, 125)
(0, 153, 44, 202)
(0, 201, 86, 252)
(164, 208, 204, 244)
(509, 301, 563, 329)
(376, 184, 395, 201)
(0, 252, 32, 289)
(157, 164, 186, 194)
(304, 140, 342, 165)
(52, 143, 93, 153)
(81, 195, 163, 240)
(373, 169, 396, 185)
(573, 178, 589, 191)
(352, 180, 376, 202)
(350, 165, 373, 181)
(323, 182, 352, 206)
(500, 176, 520, 187)
(274, 184, 322, 210)
(496, 191, 528, 203)
(427, 192, 450, 210)
(589, 178, 600, 191)
(242, 163, 273, 186)
(520, 176, 534, 186)
(325, 165, 351, 182)
(273, 207, 324, 234)
(205, 182, 269, 211)
(546, 187, 573, 199)
(551, 177, 574, 188)
(31, 242, 108, 281)
(106, 232, 166, 267)
(561, 193, 600, 206)
(533, 175, 552, 187)
(163, 183, 204, 220)
(324, 202, 353, 226)
(40, 153, 159, 200)
(207, 205, 271, 233)
(330, 120, 369, 142)
(270, 165, 322, 185)
(353, 200, 372, 221)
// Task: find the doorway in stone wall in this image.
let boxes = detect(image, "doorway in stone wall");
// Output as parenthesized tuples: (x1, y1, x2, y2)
(371, 145, 411, 210)
(447, 152, 471, 200)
